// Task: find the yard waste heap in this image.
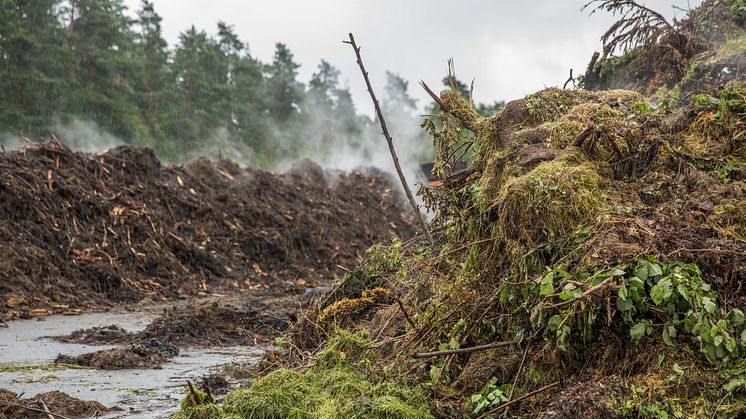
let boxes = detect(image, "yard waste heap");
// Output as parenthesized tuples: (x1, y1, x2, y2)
(175, 1, 746, 417)
(0, 144, 415, 321)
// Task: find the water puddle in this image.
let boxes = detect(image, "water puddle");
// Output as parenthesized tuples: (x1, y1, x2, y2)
(0, 311, 264, 418)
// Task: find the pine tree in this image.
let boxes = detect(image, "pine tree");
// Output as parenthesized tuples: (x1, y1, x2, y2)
(264, 43, 303, 123)
(61, 0, 146, 142)
(0, 0, 66, 133)
(169, 25, 225, 160)
(134, 0, 169, 138)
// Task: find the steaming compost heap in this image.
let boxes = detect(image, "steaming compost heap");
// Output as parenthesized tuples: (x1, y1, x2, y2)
(0, 144, 415, 322)
(174, 1, 746, 417)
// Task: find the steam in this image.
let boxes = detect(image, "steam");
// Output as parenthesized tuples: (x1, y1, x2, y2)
(0, 81, 433, 200)
(0, 116, 124, 153)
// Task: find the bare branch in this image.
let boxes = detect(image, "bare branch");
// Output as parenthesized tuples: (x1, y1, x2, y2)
(345, 33, 433, 245)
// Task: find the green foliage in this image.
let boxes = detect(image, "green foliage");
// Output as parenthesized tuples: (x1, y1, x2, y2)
(175, 330, 433, 419)
(725, 0, 746, 25)
(469, 377, 510, 414)
(536, 258, 746, 363)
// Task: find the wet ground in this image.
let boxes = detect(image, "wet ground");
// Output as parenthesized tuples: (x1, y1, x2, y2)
(0, 310, 266, 418)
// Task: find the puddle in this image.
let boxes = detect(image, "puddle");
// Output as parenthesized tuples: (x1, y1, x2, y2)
(0, 311, 265, 418)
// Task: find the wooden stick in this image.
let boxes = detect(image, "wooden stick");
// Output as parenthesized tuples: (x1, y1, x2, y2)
(6, 401, 72, 419)
(397, 298, 417, 330)
(563, 68, 575, 89)
(476, 381, 560, 418)
(508, 343, 531, 401)
(39, 400, 55, 419)
(344, 33, 433, 245)
(413, 340, 516, 359)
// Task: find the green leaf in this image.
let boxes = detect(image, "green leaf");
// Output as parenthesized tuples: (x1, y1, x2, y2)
(547, 315, 562, 331)
(676, 284, 691, 303)
(724, 379, 746, 395)
(618, 285, 628, 301)
(539, 271, 555, 296)
(617, 297, 634, 312)
(627, 277, 644, 289)
(649, 263, 663, 277)
(650, 278, 673, 305)
(662, 326, 676, 346)
(714, 335, 723, 347)
(610, 267, 626, 276)
(702, 297, 717, 314)
(727, 309, 745, 327)
(631, 322, 647, 342)
(635, 263, 650, 281)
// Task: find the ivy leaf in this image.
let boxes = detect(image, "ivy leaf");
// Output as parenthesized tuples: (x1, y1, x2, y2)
(539, 271, 555, 296)
(676, 284, 691, 303)
(727, 309, 745, 327)
(618, 285, 628, 301)
(650, 278, 673, 305)
(702, 297, 717, 314)
(547, 315, 563, 331)
(662, 326, 676, 346)
(649, 263, 663, 277)
(630, 322, 647, 342)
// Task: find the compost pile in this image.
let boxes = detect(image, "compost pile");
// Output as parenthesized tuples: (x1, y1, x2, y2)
(173, 2, 746, 418)
(0, 143, 415, 321)
(0, 389, 112, 419)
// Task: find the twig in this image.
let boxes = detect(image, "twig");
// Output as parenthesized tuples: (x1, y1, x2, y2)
(421, 81, 479, 131)
(572, 126, 593, 147)
(6, 401, 71, 419)
(563, 69, 575, 89)
(344, 33, 433, 245)
(39, 400, 55, 419)
(397, 298, 417, 330)
(414, 340, 516, 359)
(543, 276, 616, 310)
(476, 381, 560, 418)
(508, 343, 531, 401)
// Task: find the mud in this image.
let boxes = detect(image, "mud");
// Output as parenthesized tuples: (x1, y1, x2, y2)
(0, 310, 265, 418)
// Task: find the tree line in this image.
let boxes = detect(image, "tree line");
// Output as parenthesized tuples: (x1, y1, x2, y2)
(0, 0, 503, 166)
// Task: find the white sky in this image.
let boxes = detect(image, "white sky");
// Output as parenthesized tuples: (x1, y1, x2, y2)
(123, 0, 702, 115)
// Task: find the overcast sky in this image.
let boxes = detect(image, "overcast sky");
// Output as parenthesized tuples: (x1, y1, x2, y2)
(122, 0, 702, 115)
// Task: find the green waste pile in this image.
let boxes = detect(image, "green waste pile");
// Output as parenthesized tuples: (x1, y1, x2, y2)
(176, 1, 746, 417)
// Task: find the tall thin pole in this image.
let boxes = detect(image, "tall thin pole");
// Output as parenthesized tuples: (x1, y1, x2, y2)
(344, 33, 433, 245)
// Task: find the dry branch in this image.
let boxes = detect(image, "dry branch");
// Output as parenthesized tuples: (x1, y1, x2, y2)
(413, 340, 516, 359)
(344, 33, 433, 244)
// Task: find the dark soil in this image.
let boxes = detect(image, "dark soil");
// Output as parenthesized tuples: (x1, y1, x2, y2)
(0, 388, 112, 418)
(0, 141, 415, 321)
(54, 325, 132, 344)
(53, 295, 298, 370)
(55, 342, 170, 369)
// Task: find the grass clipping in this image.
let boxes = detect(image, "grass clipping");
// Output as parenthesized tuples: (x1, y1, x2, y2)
(492, 152, 605, 246)
(174, 330, 433, 419)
